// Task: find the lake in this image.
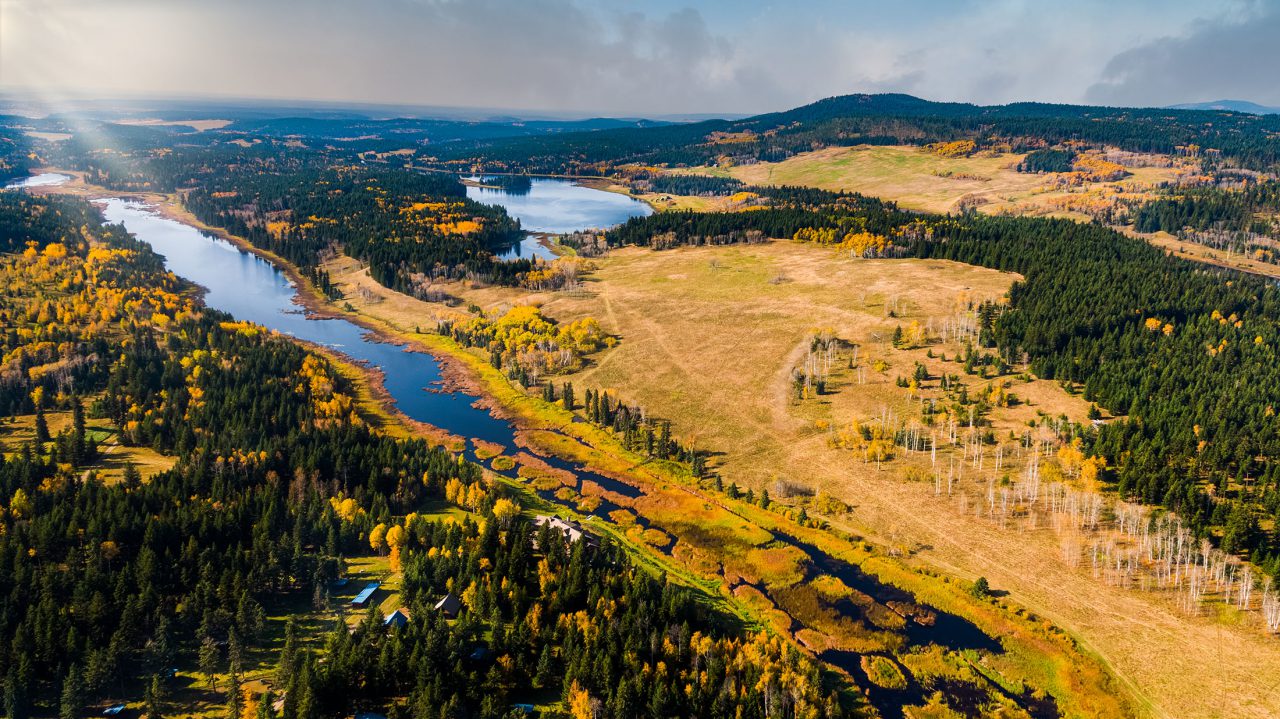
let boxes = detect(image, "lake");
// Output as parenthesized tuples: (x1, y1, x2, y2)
(6, 172, 72, 188)
(465, 176, 651, 260)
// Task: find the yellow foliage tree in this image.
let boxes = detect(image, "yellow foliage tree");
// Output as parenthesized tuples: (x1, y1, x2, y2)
(385, 524, 407, 571)
(567, 682, 597, 719)
(492, 498, 521, 528)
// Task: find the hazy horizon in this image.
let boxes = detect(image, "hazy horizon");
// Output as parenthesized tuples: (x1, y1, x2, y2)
(4, 0, 1279, 117)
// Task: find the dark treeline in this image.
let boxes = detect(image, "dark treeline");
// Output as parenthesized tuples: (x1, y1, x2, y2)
(1016, 148, 1076, 173)
(629, 172, 746, 196)
(425, 93, 1280, 174)
(606, 187, 908, 248)
(573, 386, 706, 475)
(1135, 181, 1280, 235)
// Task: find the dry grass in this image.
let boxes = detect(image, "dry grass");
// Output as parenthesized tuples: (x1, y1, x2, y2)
(307, 241, 1147, 715)
(685, 145, 1183, 216)
(1129, 226, 1280, 281)
(333, 240, 1280, 718)
(579, 178, 750, 213)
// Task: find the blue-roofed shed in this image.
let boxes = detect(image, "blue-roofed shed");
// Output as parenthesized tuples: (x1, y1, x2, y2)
(351, 581, 380, 607)
(102, 705, 126, 717)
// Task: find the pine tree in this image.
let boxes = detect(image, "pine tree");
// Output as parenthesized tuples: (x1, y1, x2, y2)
(123, 462, 142, 489)
(34, 406, 49, 445)
(145, 674, 164, 719)
(535, 645, 555, 688)
(971, 576, 990, 599)
(4, 667, 28, 719)
(277, 618, 299, 685)
(59, 665, 84, 719)
(226, 670, 243, 719)
(199, 635, 221, 691)
(72, 397, 87, 464)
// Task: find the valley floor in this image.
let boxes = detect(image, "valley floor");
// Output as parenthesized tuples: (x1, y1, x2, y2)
(326, 239, 1280, 719)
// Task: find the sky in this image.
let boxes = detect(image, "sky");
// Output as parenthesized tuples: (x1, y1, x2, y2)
(2, 0, 1278, 117)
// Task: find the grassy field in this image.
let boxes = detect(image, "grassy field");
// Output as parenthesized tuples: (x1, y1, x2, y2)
(320, 246, 1152, 716)
(1128, 226, 1280, 281)
(685, 145, 1183, 216)
(1, 409, 176, 482)
(322, 239, 1280, 718)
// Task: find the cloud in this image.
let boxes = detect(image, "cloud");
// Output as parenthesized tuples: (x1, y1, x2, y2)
(0, 0, 1253, 115)
(1086, 2, 1280, 107)
(0, 0, 785, 115)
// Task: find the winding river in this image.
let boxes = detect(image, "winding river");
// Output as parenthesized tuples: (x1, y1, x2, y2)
(5, 171, 1013, 717)
(4, 172, 641, 499)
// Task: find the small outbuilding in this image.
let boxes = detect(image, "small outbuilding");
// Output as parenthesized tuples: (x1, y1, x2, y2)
(384, 608, 410, 628)
(434, 592, 461, 618)
(351, 581, 381, 608)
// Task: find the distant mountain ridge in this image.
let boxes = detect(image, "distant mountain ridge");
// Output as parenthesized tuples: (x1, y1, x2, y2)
(1168, 99, 1280, 115)
(427, 92, 1280, 173)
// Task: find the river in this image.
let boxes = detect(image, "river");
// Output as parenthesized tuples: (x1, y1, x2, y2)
(3, 171, 642, 501)
(5, 172, 1019, 717)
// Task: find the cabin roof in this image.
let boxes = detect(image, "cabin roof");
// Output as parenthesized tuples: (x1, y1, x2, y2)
(434, 592, 461, 614)
(533, 515, 595, 544)
(351, 581, 381, 605)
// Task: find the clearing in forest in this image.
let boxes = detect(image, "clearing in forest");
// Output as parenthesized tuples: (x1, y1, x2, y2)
(1, 409, 176, 482)
(686, 144, 1184, 216)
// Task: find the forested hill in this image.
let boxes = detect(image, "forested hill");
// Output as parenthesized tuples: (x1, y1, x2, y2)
(427, 92, 1280, 173)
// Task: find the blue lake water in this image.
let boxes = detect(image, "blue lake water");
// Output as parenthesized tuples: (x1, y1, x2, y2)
(2, 171, 643, 493)
(466, 177, 651, 260)
(6, 172, 71, 188)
